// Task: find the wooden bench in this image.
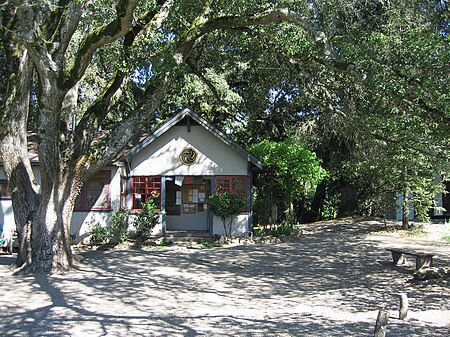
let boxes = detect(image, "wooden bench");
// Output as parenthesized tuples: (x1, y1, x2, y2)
(387, 248, 434, 270)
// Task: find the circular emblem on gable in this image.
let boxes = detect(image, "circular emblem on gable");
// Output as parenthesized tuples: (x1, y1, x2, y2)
(179, 147, 198, 166)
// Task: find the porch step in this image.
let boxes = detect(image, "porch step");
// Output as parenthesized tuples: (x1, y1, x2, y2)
(157, 230, 214, 243)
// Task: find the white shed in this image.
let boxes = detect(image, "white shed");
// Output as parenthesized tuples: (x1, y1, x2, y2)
(119, 109, 262, 237)
(0, 109, 262, 241)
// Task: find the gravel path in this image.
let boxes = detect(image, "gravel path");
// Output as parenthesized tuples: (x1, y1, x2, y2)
(0, 219, 449, 336)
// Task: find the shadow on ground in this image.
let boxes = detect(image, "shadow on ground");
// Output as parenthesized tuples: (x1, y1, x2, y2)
(0, 220, 448, 336)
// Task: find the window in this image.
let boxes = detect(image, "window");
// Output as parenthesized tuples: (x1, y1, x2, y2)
(215, 176, 247, 198)
(0, 180, 10, 198)
(75, 171, 111, 211)
(215, 176, 247, 211)
(132, 176, 161, 210)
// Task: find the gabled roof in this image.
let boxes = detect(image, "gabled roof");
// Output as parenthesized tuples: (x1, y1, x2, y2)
(122, 109, 262, 169)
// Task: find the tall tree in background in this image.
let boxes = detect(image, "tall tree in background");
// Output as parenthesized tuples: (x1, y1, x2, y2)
(197, 1, 449, 224)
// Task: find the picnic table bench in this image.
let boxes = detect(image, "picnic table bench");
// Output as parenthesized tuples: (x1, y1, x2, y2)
(387, 248, 434, 270)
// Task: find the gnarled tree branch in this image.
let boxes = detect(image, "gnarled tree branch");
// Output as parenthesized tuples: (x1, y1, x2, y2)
(62, 0, 139, 90)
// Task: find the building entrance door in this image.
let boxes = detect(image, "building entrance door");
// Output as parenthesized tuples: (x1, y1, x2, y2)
(166, 176, 210, 231)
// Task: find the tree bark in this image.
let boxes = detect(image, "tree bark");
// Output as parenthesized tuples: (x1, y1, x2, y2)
(26, 171, 79, 273)
(0, 38, 39, 268)
(339, 185, 358, 217)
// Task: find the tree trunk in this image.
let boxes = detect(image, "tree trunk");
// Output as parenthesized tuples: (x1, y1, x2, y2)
(402, 193, 410, 230)
(303, 181, 326, 222)
(339, 185, 358, 217)
(15, 168, 81, 273)
(0, 45, 40, 268)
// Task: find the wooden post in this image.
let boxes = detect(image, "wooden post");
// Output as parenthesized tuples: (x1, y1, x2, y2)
(374, 309, 389, 337)
(399, 293, 408, 320)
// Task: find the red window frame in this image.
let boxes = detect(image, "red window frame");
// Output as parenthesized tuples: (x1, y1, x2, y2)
(131, 176, 161, 210)
(215, 176, 248, 211)
(74, 171, 111, 211)
(0, 180, 11, 199)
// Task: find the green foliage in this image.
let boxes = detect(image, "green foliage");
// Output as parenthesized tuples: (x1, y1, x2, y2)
(157, 239, 173, 247)
(92, 200, 158, 245)
(201, 241, 223, 249)
(250, 139, 327, 195)
(89, 223, 111, 245)
(133, 199, 159, 241)
(209, 192, 246, 220)
(254, 220, 301, 238)
(111, 209, 131, 244)
(249, 139, 327, 223)
(250, 140, 327, 194)
(320, 198, 339, 220)
(209, 192, 246, 237)
(406, 224, 426, 237)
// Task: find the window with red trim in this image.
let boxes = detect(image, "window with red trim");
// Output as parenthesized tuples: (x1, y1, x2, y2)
(215, 176, 247, 211)
(132, 176, 161, 210)
(0, 180, 11, 199)
(74, 171, 111, 211)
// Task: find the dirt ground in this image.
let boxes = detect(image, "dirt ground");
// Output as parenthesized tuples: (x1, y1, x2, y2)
(0, 218, 449, 336)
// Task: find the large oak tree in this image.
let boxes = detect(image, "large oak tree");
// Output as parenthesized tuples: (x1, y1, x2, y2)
(0, 0, 352, 273)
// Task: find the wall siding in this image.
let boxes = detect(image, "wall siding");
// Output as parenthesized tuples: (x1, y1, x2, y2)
(212, 214, 250, 237)
(130, 125, 248, 176)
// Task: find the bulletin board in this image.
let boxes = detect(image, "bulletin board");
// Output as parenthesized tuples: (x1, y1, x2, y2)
(182, 184, 207, 204)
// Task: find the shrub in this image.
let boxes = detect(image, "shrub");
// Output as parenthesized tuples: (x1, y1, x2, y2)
(209, 192, 246, 238)
(133, 199, 159, 241)
(89, 223, 111, 245)
(253, 220, 301, 237)
(201, 241, 223, 249)
(111, 209, 131, 244)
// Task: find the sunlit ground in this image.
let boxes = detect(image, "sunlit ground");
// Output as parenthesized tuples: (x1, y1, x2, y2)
(0, 219, 449, 336)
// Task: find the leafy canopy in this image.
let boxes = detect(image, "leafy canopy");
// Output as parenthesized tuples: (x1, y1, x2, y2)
(250, 139, 328, 198)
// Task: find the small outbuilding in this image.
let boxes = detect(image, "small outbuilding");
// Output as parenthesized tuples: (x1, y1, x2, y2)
(1, 109, 262, 241)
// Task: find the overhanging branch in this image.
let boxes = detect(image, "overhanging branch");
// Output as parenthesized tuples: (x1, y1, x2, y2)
(73, 0, 174, 156)
(177, 9, 331, 62)
(62, 0, 139, 90)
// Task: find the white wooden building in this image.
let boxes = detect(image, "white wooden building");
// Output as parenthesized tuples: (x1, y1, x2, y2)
(0, 109, 262, 241)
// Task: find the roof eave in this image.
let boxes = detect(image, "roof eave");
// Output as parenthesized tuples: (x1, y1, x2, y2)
(121, 108, 263, 169)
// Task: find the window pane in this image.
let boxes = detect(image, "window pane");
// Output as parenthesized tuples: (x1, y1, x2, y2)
(86, 174, 110, 209)
(0, 180, 10, 198)
(216, 176, 246, 196)
(132, 176, 161, 210)
(87, 178, 109, 208)
(232, 177, 246, 197)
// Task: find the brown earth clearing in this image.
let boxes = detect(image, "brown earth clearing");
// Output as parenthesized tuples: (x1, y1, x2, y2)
(0, 218, 449, 336)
